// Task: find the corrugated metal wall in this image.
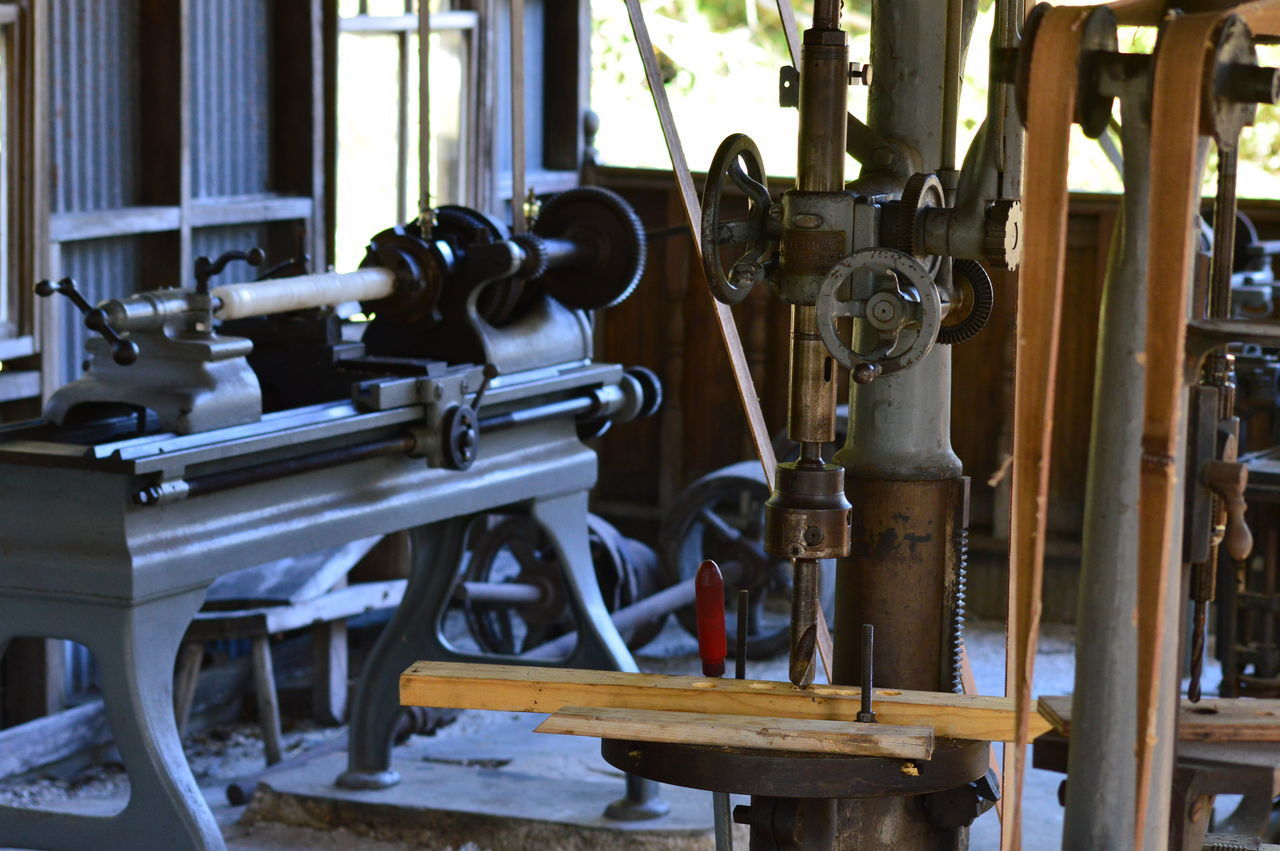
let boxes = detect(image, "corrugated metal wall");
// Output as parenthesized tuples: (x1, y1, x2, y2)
(48, 0, 140, 213)
(189, 0, 274, 198)
(192, 224, 272, 265)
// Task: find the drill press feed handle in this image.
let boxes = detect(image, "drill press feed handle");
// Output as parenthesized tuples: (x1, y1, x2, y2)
(701, 133, 777, 305)
(814, 247, 943, 379)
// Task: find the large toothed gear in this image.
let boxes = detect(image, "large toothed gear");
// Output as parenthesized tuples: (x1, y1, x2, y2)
(532, 186, 647, 310)
(984, 199, 1022, 271)
(890, 173, 945, 261)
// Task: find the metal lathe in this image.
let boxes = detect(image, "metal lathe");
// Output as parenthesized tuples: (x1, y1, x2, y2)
(0, 187, 660, 851)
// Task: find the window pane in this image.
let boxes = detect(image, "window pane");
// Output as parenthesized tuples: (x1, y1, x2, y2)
(334, 27, 469, 272)
(408, 29, 468, 215)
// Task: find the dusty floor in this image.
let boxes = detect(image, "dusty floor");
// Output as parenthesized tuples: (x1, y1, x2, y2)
(0, 617, 1219, 850)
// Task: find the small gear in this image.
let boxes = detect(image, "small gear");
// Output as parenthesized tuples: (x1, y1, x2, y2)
(512, 233, 550, 279)
(889, 173, 944, 259)
(984, 200, 1022, 271)
(939, 259, 994, 345)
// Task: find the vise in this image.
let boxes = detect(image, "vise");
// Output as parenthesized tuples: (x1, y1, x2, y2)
(0, 186, 659, 851)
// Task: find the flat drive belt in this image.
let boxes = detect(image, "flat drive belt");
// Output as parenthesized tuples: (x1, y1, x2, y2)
(1003, 9, 1092, 849)
(1012, 2, 1280, 849)
(1137, 4, 1280, 846)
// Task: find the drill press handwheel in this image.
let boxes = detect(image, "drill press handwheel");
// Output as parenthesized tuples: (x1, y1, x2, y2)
(700, 133, 777, 305)
(814, 246, 943, 378)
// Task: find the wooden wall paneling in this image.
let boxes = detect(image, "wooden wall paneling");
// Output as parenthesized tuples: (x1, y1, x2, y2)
(951, 265, 1018, 530)
(1043, 212, 1111, 537)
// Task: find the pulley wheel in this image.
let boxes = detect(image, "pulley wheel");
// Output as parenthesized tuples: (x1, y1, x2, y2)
(659, 461, 835, 659)
(460, 514, 667, 655)
(531, 186, 647, 310)
(433, 205, 526, 326)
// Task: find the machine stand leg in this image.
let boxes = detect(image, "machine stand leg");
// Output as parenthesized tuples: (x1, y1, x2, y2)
(338, 520, 471, 790)
(0, 588, 224, 851)
(604, 774, 670, 821)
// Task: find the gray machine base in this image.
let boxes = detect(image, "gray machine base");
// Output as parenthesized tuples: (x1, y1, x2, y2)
(0, 589, 221, 851)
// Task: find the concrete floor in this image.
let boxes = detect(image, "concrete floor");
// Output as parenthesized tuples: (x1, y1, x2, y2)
(3, 616, 1199, 850)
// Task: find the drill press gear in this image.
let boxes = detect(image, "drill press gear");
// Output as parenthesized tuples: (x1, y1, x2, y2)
(938, 259, 995, 345)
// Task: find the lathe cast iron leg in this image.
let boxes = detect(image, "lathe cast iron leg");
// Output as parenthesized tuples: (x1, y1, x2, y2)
(530, 491, 637, 673)
(340, 493, 659, 814)
(339, 517, 474, 789)
(0, 588, 222, 851)
(531, 492, 666, 819)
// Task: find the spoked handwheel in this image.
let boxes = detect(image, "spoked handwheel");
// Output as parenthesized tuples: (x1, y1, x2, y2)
(659, 461, 835, 659)
(701, 133, 777, 305)
(460, 513, 667, 655)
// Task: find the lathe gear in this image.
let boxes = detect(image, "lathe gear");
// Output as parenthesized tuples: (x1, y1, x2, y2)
(531, 186, 647, 310)
(938, 258, 995, 345)
(512, 232, 551, 280)
(434, 205, 526, 325)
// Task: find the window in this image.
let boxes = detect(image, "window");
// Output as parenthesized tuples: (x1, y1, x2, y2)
(335, 0, 478, 271)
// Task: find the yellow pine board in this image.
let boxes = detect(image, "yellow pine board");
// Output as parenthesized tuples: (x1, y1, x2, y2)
(400, 661, 1051, 743)
(535, 705, 934, 760)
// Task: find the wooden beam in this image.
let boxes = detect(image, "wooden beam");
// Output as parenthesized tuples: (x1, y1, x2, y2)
(400, 662, 1052, 743)
(1, 637, 64, 727)
(535, 705, 934, 760)
(50, 206, 182, 242)
(1039, 695, 1280, 744)
(186, 196, 314, 229)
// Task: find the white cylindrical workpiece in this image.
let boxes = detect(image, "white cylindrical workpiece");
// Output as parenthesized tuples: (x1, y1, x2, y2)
(212, 268, 397, 320)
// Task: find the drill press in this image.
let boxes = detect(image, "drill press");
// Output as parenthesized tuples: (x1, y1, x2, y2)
(691, 0, 1019, 843)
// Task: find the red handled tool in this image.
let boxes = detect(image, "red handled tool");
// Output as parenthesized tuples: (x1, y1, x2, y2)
(695, 559, 727, 677)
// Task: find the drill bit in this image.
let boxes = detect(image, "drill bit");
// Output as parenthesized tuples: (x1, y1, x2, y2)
(789, 558, 820, 687)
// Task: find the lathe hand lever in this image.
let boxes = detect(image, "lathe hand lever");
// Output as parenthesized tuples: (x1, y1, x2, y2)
(35, 278, 139, 366)
(1205, 460, 1254, 561)
(194, 247, 265, 294)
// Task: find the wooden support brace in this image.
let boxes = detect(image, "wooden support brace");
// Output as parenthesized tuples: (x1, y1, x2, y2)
(536, 705, 934, 760)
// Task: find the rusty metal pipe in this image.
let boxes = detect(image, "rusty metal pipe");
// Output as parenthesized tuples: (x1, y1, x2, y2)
(812, 0, 841, 30)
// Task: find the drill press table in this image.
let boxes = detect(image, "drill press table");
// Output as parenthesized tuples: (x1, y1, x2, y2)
(0, 362, 639, 851)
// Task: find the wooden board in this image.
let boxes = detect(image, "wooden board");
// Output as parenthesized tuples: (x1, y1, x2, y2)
(400, 661, 1052, 743)
(1039, 695, 1280, 744)
(535, 705, 934, 760)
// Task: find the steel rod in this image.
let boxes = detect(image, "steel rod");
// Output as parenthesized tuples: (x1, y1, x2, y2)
(417, 0, 432, 227)
(509, 0, 527, 233)
(454, 582, 544, 605)
(1062, 70, 1150, 850)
